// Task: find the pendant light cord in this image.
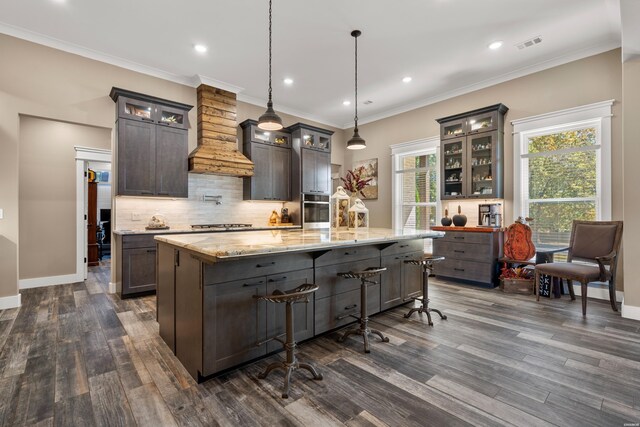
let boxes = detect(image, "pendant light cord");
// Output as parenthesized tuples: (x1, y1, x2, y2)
(268, 0, 273, 103)
(354, 33, 358, 128)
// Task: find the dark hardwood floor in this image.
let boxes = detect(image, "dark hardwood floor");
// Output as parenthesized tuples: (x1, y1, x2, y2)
(1, 263, 639, 426)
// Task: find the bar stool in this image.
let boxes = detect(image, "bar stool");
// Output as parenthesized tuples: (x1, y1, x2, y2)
(403, 255, 447, 326)
(254, 284, 323, 398)
(337, 267, 389, 353)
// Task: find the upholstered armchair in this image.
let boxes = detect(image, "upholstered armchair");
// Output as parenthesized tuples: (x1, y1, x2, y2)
(534, 220, 623, 315)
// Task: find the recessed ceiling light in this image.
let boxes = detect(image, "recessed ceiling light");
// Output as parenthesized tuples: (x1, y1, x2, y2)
(402, 76, 412, 83)
(51, 0, 67, 3)
(194, 44, 208, 53)
(283, 78, 294, 85)
(342, 100, 351, 106)
(364, 100, 373, 105)
(488, 41, 503, 50)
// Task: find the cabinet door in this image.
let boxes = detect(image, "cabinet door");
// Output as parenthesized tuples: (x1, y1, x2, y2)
(402, 251, 424, 301)
(315, 151, 331, 194)
(156, 126, 188, 198)
(301, 148, 317, 193)
(157, 104, 189, 129)
(440, 118, 466, 140)
(117, 119, 156, 196)
(266, 269, 314, 352)
(381, 255, 403, 310)
(271, 145, 291, 201)
(121, 247, 156, 296)
(157, 244, 176, 352)
(467, 131, 500, 198)
(250, 143, 273, 200)
(203, 277, 267, 375)
(441, 137, 466, 200)
(117, 97, 156, 123)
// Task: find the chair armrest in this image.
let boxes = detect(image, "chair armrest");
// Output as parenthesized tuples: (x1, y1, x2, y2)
(595, 251, 617, 280)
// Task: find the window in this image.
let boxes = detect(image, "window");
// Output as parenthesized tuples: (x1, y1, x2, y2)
(391, 137, 440, 251)
(513, 101, 613, 252)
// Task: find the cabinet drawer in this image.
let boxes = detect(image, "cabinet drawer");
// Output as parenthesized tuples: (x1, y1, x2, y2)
(438, 231, 491, 245)
(433, 240, 493, 262)
(434, 258, 494, 283)
(380, 239, 424, 256)
(315, 284, 380, 335)
(122, 234, 157, 249)
(314, 258, 382, 299)
(315, 244, 380, 267)
(204, 253, 313, 285)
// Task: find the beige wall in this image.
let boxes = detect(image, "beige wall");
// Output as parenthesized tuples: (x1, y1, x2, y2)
(622, 56, 640, 309)
(344, 48, 623, 288)
(18, 116, 111, 279)
(0, 34, 344, 300)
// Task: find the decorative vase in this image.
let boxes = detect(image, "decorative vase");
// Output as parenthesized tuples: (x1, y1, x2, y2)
(452, 205, 467, 227)
(440, 208, 452, 226)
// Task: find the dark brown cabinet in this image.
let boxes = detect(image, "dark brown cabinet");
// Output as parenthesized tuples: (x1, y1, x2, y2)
(380, 240, 425, 311)
(111, 87, 192, 198)
(240, 120, 292, 201)
(115, 234, 158, 298)
(301, 149, 330, 194)
(437, 104, 508, 200)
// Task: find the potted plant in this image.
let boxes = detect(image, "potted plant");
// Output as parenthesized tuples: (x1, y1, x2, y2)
(499, 264, 535, 294)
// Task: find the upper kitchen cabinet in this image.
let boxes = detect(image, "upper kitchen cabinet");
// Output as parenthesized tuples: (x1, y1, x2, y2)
(240, 120, 292, 201)
(437, 104, 508, 200)
(110, 87, 193, 197)
(288, 123, 333, 196)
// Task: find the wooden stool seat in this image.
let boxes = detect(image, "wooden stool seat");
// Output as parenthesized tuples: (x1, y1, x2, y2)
(336, 267, 389, 353)
(254, 284, 322, 398)
(403, 255, 447, 326)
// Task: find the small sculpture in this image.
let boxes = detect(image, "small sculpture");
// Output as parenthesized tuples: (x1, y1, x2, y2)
(452, 205, 467, 227)
(440, 208, 452, 226)
(269, 210, 280, 225)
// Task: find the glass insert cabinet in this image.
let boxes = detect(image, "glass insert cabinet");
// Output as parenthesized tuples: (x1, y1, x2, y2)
(438, 104, 508, 200)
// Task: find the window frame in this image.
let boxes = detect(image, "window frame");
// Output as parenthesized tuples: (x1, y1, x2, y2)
(391, 136, 441, 231)
(512, 100, 613, 223)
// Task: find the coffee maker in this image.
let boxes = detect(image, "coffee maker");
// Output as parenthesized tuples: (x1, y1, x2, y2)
(478, 203, 502, 227)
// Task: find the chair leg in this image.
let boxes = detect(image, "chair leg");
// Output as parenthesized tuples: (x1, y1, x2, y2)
(608, 278, 618, 312)
(535, 269, 540, 301)
(567, 279, 576, 300)
(581, 281, 588, 316)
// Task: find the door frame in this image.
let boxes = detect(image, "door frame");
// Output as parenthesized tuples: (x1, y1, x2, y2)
(75, 146, 111, 280)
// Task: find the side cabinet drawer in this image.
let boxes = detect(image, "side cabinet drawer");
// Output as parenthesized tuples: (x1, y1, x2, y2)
(433, 240, 493, 262)
(315, 245, 380, 267)
(434, 258, 493, 283)
(122, 234, 157, 249)
(315, 284, 380, 335)
(204, 253, 313, 284)
(439, 232, 491, 245)
(380, 239, 424, 256)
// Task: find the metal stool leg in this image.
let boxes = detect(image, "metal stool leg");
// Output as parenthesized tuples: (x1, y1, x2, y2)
(338, 277, 389, 353)
(404, 261, 447, 325)
(258, 299, 322, 398)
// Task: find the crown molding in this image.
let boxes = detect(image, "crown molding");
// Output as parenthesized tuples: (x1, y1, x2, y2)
(511, 99, 614, 127)
(191, 75, 244, 94)
(346, 39, 621, 129)
(236, 93, 343, 129)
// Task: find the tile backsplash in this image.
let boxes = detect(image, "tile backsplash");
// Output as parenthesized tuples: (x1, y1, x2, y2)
(115, 174, 285, 231)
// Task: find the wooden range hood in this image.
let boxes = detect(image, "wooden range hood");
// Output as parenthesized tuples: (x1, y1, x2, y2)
(188, 84, 254, 176)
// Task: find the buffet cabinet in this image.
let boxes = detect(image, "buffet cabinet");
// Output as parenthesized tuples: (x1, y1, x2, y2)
(433, 230, 503, 287)
(437, 104, 508, 200)
(156, 238, 425, 381)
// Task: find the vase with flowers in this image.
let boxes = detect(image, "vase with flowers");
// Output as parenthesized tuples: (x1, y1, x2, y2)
(341, 166, 373, 199)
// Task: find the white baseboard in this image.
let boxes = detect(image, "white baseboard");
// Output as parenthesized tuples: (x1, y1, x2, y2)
(572, 284, 623, 302)
(0, 294, 21, 309)
(19, 273, 83, 289)
(621, 301, 640, 321)
(108, 282, 116, 294)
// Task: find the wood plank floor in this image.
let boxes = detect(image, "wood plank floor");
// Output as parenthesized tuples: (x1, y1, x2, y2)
(1, 263, 640, 426)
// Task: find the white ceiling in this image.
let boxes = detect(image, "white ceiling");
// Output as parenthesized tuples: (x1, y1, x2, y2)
(0, 0, 621, 128)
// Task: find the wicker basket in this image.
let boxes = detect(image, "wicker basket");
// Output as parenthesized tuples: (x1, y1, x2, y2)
(499, 278, 534, 295)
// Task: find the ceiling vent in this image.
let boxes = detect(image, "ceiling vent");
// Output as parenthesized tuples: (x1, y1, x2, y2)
(516, 35, 543, 50)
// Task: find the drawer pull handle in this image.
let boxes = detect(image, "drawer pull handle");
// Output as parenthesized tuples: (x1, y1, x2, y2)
(454, 268, 465, 272)
(140, 117, 154, 122)
(243, 282, 264, 287)
(344, 304, 357, 310)
(146, 249, 157, 253)
(454, 236, 464, 240)
(399, 244, 409, 248)
(453, 250, 465, 253)
(268, 276, 287, 282)
(344, 251, 357, 255)
(257, 262, 276, 268)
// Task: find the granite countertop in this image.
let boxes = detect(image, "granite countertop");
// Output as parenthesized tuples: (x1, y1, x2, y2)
(431, 226, 503, 233)
(113, 225, 301, 236)
(154, 228, 444, 259)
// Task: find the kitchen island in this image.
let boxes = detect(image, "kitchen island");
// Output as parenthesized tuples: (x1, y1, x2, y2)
(155, 228, 443, 381)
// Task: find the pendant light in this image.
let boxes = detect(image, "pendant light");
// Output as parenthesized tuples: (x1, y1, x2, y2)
(347, 30, 366, 150)
(258, 0, 283, 131)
